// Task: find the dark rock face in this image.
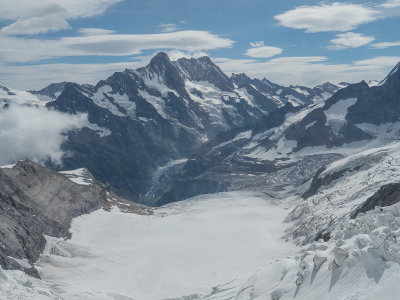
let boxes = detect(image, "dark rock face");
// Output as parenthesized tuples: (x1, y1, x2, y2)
(0, 160, 150, 277)
(47, 81, 193, 201)
(302, 167, 350, 199)
(346, 67, 400, 125)
(138, 52, 189, 97)
(351, 183, 400, 218)
(283, 72, 400, 151)
(156, 178, 220, 206)
(285, 82, 373, 150)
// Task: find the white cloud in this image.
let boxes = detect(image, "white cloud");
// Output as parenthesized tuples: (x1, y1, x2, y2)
(0, 30, 234, 63)
(2, 14, 71, 35)
(328, 32, 375, 50)
(249, 41, 264, 47)
(274, 2, 380, 33)
(353, 56, 400, 67)
(0, 0, 122, 35)
(215, 55, 400, 87)
(164, 50, 209, 61)
(245, 46, 282, 58)
(0, 105, 88, 165)
(371, 40, 400, 49)
(78, 28, 116, 36)
(158, 23, 180, 33)
(380, 0, 400, 8)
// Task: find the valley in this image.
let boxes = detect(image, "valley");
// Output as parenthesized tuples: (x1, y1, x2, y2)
(1, 54, 400, 299)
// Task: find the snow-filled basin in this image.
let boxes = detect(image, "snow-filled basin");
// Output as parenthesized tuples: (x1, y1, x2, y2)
(35, 192, 296, 300)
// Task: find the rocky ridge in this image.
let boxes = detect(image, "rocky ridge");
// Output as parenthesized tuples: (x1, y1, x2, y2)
(0, 160, 150, 277)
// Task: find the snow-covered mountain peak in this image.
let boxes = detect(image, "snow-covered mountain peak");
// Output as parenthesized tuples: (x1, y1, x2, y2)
(147, 51, 174, 72)
(314, 81, 340, 94)
(261, 77, 280, 89)
(30, 82, 68, 100)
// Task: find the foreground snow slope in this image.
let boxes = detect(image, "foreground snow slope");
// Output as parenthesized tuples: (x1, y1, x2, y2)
(287, 141, 400, 245)
(0, 267, 57, 299)
(230, 199, 400, 300)
(35, 192, 296, 300)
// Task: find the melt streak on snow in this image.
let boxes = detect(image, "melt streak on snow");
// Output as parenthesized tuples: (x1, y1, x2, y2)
(35, 192, 296, 300)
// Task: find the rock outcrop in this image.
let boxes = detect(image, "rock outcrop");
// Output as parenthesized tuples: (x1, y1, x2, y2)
(0, 160, 150, 277)
(351, 183, 400, 218)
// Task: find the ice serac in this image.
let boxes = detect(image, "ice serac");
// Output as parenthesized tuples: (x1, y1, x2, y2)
(0, 160, 150, 277)
(230, 200, 400, 300)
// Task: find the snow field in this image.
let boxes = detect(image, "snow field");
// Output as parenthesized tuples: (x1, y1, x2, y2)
(35, 192, 297, 300)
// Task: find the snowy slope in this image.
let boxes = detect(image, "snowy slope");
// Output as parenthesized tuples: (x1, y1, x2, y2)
(0, 267, 56, 300)
(9, 142, 400, 300)
(287, 142, 400, 245)
(227, 200, 400, 300)
(35, 192, 297, 300)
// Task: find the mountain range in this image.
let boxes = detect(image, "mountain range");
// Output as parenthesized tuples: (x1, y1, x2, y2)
(1, 53, 400, 299)
(2, 52, 342, 203)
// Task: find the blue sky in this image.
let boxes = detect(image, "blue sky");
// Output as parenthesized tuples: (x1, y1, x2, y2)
(0, 0, 399, 89)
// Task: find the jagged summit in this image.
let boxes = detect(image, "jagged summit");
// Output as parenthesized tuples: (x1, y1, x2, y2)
(231, 73, 252, 86)
(176, 55, 233, 91)
(147, 51, 174, 71)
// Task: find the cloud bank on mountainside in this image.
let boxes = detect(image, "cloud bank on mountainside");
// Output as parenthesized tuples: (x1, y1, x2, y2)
(0, 105, 87, 166)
